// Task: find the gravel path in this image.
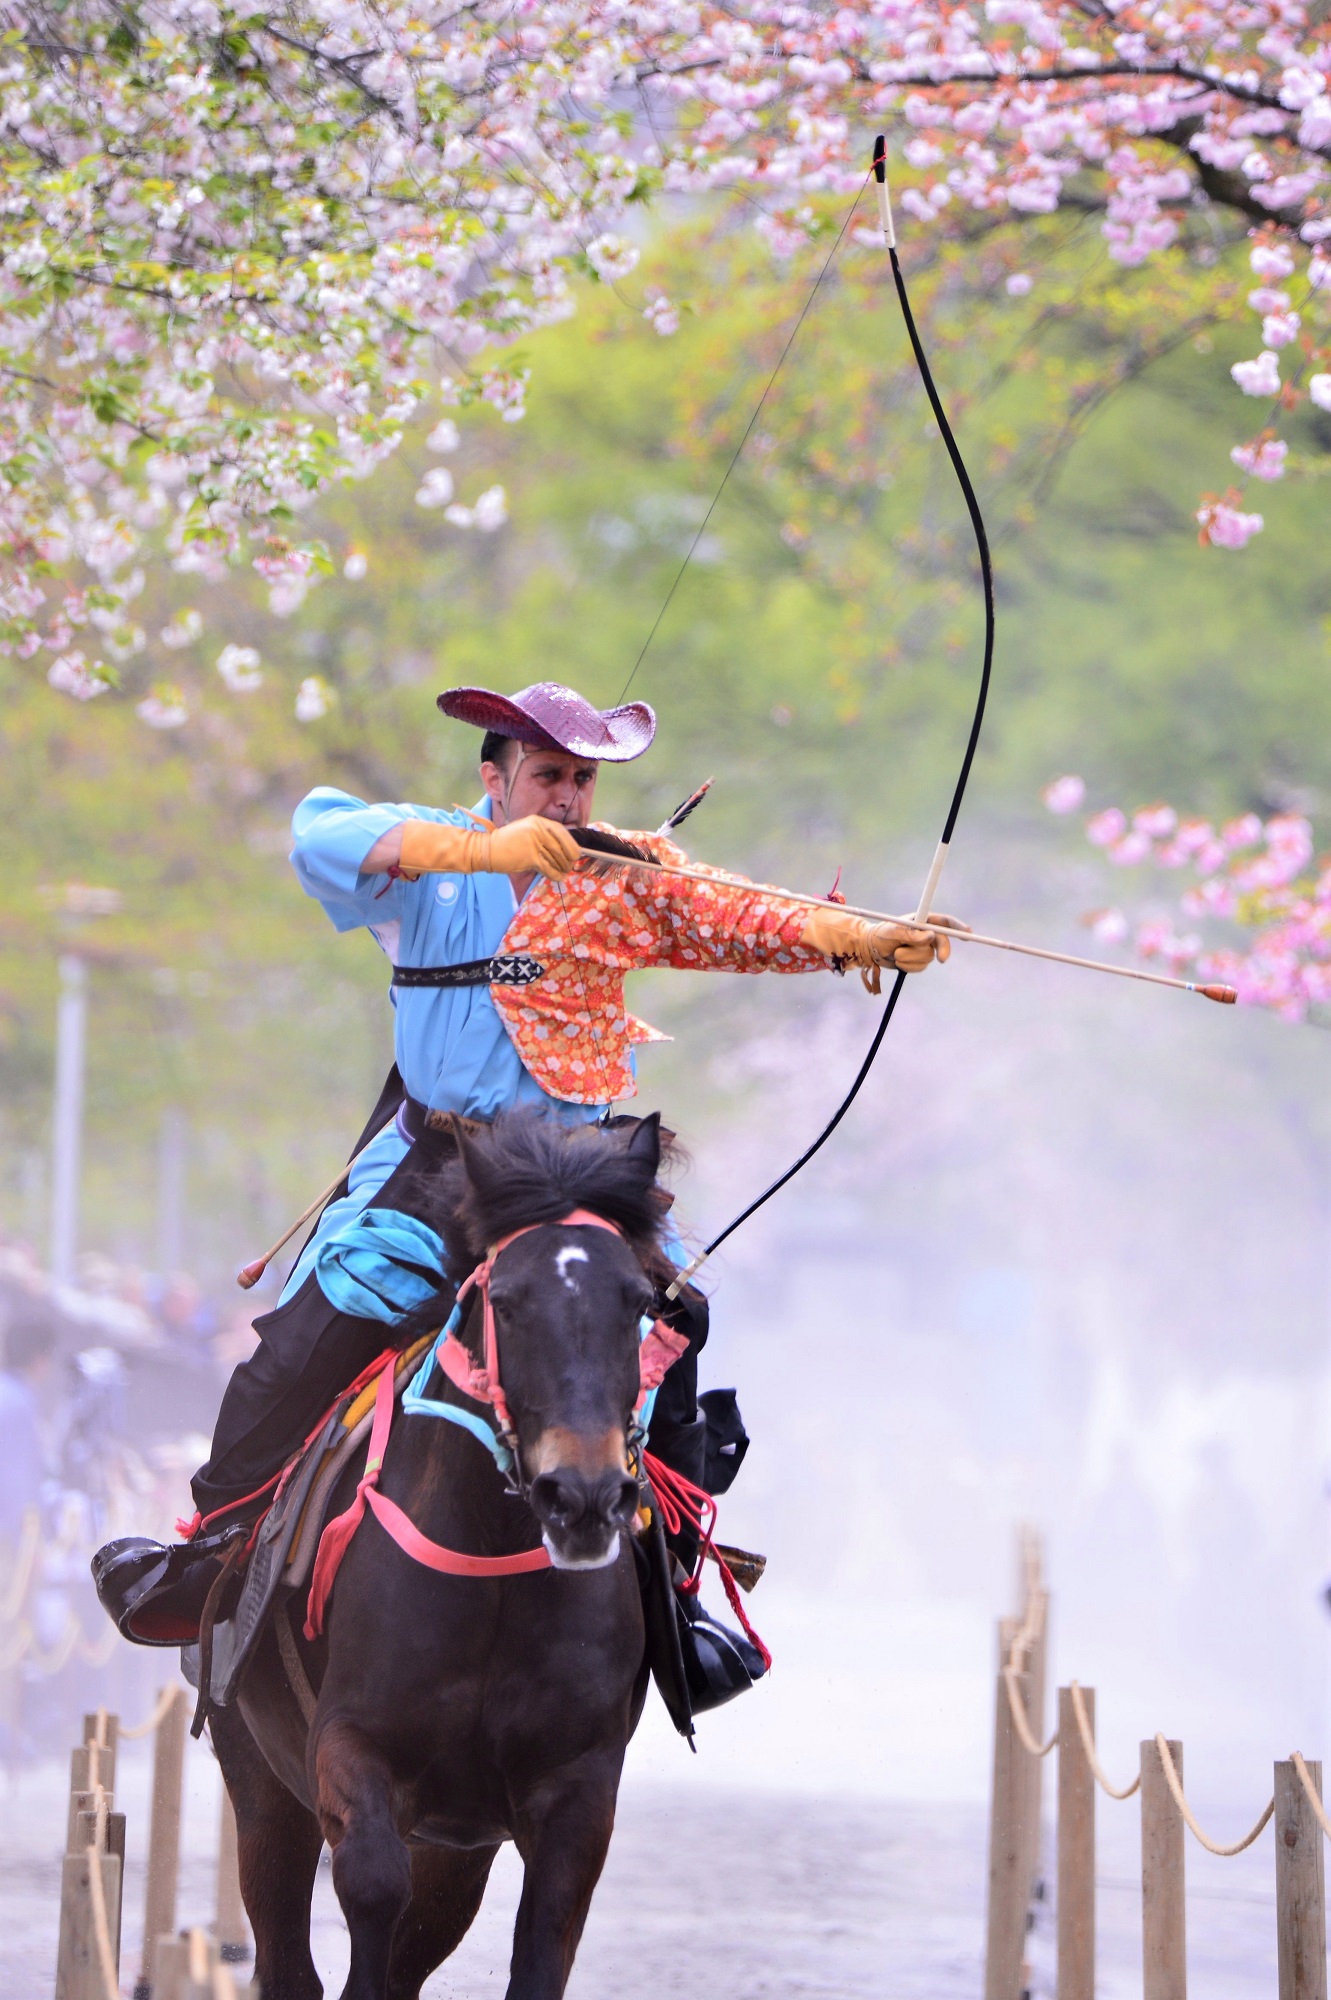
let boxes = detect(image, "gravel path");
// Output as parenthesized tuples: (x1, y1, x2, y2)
(0, 1747, 1296, 1998)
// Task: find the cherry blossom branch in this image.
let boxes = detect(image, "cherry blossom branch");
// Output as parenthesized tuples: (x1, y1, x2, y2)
(1043, 779, 1331, 1020)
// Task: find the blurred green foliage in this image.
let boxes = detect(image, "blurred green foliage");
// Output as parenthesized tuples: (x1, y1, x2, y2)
(2, 207, 1328, 1276)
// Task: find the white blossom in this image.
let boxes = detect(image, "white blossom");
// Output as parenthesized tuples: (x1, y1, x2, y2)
(216, 643, 262, 692)
(295, 675, 332, 722)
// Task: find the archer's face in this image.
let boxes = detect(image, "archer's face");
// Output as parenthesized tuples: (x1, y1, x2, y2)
(480, 748, 599, 827)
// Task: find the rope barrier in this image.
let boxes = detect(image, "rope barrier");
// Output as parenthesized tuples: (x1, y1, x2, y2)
(0, 1608, 120, 1672)
(986, 1532, 1331, 2000)
(1068, 1680, 1141, 1800)
(1003, 1665, 1059, 1758)
(1152, 1733, 1274, 1856)
(1292, 1751, 1331, 1841)
(121, 1680, 186, 1739)
(0, 1505, 41, 1621)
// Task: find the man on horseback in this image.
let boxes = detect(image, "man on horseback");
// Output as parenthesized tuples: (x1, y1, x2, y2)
(94, 679, 952, 1654)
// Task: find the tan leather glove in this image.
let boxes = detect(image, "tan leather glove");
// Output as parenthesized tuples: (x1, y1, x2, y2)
(398, 814, 582, 881)
(800, 906, 952, 976)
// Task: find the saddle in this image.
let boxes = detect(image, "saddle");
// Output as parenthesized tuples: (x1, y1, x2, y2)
(183, 1338, 432, 1719)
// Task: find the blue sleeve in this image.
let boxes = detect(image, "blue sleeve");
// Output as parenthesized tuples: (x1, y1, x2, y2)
(289, 788, 471, 933)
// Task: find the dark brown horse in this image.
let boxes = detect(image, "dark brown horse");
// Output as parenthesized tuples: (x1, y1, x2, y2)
(210, 1111, 675, 2000)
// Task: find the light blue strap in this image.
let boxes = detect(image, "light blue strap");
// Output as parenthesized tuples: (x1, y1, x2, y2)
(401, 1307, 514, 1473)
(398, 1311, 664, 1470)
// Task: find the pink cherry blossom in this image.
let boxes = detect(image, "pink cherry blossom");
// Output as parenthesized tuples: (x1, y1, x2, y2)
(47, 652, 109, 701)
(1250, 243, 1296, 280)
(1135, 919, 1201, 965)
(1061, 783, 1331, 1021)
(1133, 803, 1177, 839)
(1041, 773, 1085, 814)
(1197, 499, 1265, 549)
(1087, 808, 1126, 847)
(1262, 310, 1301, 347)
(1231, 351, 1282, 397)
(644, 291, 681, 336)
(1222, 813, 1265, 849)
(1230, 436, 1288, 479)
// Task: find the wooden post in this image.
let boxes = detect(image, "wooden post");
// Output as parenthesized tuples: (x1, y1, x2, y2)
(54, 1716, 125, 2000)
(1024, 1590, 1049, 1904)
(216, 1786, 251, 1965)
(54, 1847, 123, 2000)
(985, 1628, 1030, 2000)
(153, 1928, 255, 2000)
(1275, 1759, 1327, 2000)
(83, 1711, 119, 1797)
(1056, 1687, 1095, 2000)
(74, 1806, 126, 1971)
(135, 1686, 188, 2000)
(66, 1790, 95, 1855)
(1141, 1738, 1186, 2000)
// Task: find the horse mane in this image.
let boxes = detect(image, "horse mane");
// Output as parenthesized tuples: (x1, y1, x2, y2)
(424, 1109, 679, 1290)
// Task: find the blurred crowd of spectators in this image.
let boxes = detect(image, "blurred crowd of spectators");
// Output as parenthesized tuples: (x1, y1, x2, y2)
(0, 1234, 261, 1758)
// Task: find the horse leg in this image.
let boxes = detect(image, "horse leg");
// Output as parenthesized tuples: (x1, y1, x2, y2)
(506, 1769, 621, 2000)
(385, 1843, 499, 2000)
(210, 1702, 325, 2000)
(315, 1721, 413, 2000)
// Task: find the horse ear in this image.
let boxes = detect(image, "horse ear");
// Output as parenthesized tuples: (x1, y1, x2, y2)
(623, 1111, 661, 1181)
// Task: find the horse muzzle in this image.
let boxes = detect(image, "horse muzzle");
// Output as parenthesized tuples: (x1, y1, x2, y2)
(528, 1466, 640, 1571)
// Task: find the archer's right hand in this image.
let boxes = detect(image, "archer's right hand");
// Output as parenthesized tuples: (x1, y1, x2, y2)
(396, 814, 582, 881)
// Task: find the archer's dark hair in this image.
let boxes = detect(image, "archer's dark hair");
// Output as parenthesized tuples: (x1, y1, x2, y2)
(480, 730, 516, 768)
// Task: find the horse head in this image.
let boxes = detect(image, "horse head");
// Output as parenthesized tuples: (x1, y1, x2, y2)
(443, 1111, 670, 1571)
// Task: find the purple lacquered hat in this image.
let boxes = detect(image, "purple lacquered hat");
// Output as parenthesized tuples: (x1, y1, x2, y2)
(436, 681, 656, 763)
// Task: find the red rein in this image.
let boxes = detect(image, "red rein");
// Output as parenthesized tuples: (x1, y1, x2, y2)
(642, 1451, 773, 1671)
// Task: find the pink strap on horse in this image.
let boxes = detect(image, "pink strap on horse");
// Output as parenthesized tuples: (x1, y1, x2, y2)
(305, 1347, 552, 1638)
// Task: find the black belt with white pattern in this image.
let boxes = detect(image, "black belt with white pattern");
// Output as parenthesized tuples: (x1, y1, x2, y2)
(390, 955, 545, 989)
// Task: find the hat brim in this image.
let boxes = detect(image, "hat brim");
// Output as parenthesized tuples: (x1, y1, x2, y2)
(436, 685, 656, 763)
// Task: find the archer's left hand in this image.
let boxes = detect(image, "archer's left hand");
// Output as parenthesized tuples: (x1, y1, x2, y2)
(801, 906, 970, 979)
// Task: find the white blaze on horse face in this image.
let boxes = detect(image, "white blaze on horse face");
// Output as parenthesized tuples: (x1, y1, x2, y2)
(554, 1245, 588, 1292)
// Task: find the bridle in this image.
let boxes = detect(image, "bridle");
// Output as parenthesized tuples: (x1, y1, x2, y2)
(417, 1208, 689, 1495)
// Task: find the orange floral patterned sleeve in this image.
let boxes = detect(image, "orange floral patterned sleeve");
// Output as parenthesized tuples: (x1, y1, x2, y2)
(491, 829, 829, 1105)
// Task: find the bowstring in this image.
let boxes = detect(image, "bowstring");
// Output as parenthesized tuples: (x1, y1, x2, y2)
(682, 154, 998, 1273)
(617, 168, 874, 704)
(588, 176, 875, 1126)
